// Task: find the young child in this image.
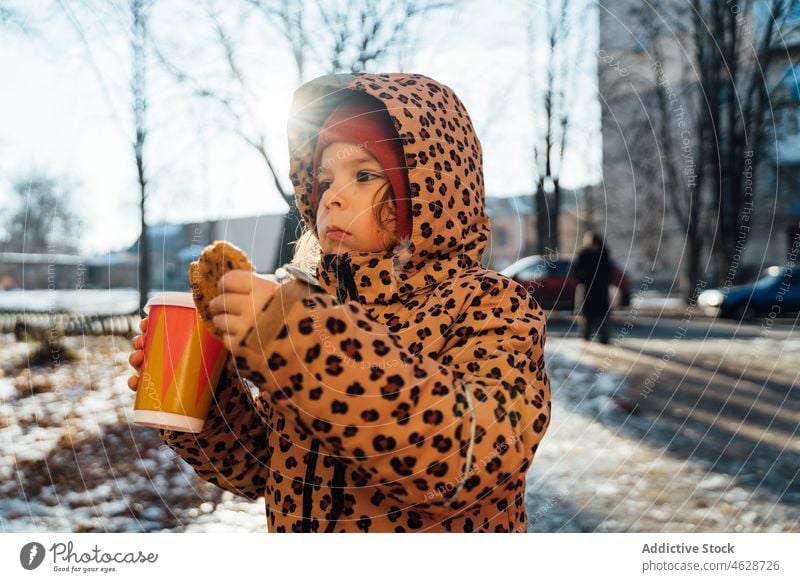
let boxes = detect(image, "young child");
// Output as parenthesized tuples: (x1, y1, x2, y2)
(128, 73, 551, 533)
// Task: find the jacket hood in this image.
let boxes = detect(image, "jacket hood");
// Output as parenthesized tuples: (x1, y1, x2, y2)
(287, 72, 491, 305)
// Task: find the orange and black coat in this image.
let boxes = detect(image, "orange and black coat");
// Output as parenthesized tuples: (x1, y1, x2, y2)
(159, 73, 551, 532)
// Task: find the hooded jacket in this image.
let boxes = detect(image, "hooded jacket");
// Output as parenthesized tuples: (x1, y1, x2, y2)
(159, 72, 551, 532)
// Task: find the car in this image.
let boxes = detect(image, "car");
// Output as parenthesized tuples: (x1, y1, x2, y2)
(500, 254, 631, 311)
(697, 265, 800, 320)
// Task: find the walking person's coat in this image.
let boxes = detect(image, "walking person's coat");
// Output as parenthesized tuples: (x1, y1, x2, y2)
(159, 73, 552, 532)
(573, 244, 612, 317)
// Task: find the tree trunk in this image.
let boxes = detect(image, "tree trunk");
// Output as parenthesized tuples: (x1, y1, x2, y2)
(137, 165, 149, 314)
(535, 183, 548, 256)
(551, 178, 561, 252)
(684, 226, 704, 299)
(133, 0, 149, 315)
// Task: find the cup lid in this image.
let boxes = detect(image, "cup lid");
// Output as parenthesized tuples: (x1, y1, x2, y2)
(144, 292, 196, 314)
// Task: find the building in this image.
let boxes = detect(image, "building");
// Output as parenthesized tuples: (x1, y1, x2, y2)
(598, 0, 800, 284)
(484, 188, 592, 272)
(0, 213, 285, 292)
(0, 252, 89, 290)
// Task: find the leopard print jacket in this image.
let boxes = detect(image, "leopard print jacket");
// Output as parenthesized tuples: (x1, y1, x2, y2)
(160, 72, 551, 532)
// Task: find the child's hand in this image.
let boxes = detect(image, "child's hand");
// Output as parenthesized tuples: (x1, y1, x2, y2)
(210, 271, 280, 354)
(127, 317, 148, 392)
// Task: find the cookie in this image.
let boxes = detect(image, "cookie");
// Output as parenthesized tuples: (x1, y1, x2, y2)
(189, 240, 255, 337)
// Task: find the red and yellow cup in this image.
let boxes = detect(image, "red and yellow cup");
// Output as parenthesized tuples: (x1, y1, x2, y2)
(133, 292, 229, 433)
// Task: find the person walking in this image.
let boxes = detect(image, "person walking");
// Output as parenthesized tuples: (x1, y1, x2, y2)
(572, 232, 612, 344)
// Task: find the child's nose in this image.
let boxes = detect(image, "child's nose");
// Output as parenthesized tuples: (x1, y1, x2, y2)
(322, 180, 352, 208)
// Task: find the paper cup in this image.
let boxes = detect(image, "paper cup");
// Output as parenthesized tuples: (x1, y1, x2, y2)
(133, 292, 228, 433)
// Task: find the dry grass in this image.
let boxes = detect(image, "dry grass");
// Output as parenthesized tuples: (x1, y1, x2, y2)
(26, 340, 79, 368)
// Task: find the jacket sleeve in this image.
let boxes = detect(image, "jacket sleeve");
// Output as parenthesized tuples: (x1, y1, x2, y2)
(158, 364, 271, 501)
(235, 276, 551, 512)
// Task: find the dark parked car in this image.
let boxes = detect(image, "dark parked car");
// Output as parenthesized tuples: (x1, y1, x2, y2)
(501, 255, 631, 311)
(697, 266, 800, 320)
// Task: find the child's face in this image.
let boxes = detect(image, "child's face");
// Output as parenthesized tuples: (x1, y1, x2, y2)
(316, 141, 396, 255)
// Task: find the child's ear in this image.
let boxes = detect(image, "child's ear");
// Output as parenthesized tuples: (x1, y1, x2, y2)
(380, 213, 398, 252)
(381, 212, 397, 231)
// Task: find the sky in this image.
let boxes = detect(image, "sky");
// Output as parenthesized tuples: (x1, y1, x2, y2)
(0, 0, 601, 255)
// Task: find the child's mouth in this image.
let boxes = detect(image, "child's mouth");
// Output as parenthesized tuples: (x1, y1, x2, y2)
(326, 228, 350, 241)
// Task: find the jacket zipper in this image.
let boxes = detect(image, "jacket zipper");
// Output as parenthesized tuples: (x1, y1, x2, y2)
(305, 255, 353, 532)
(302, 441, 347, 532)
(324, 460, 347, 532)
(302, 439, 320, 532)
(334, 255, 359, 303)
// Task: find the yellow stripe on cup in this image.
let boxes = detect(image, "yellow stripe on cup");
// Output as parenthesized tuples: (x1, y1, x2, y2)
(133, 293, 228, 433)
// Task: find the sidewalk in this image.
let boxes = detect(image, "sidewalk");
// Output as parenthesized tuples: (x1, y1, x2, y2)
(525, 340, 800, 532)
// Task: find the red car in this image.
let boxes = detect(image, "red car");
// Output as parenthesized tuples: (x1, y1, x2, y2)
(501, 255, 631, 311)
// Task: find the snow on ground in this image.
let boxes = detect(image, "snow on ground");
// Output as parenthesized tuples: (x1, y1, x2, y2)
(624, 336, 800, 387)
(0, 289, 143, 316)
(1, 332, 797, 533)
(0, 333, 266, 533)
(525, 341, 800, 532)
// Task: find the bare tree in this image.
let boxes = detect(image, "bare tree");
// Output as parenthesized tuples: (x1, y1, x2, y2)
(154, 0, 455, 271)
(132, 0, 151, 315)
(630, 0, 800, 295)
(648, 19, 707, 296)
(693, 0, 800, 283)
(1, 171, 82, 254)
(57, 0, 156, 314)
(0, 1, 31, 32)
(526, 0, 581, 255)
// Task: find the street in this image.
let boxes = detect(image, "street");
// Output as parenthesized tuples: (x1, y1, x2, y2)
(526, 312, 799, 532)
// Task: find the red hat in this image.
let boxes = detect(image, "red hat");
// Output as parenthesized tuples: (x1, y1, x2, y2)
(311, 99, 411, 241)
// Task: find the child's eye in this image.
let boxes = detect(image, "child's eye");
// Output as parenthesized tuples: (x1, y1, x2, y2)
(318, 180, 331, 193)
(356, 171, 383, 183)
